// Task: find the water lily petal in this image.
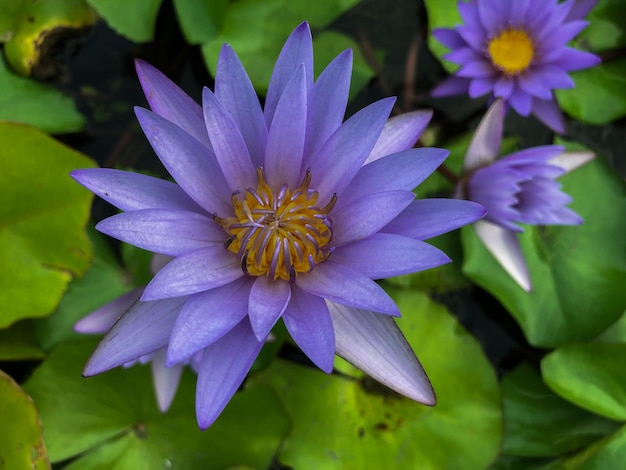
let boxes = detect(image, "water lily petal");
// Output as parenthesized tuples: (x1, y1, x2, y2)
(383, 199, 486, 240)
(215, 45, 267, 167)
(283, 286, 335, 373)
(96, 209, 223, 256)
(473, 219, 532, 291)
(167, 277, 252, 365)
(328, 301, 435, 405)
(297, 260, 400, 316)
(151, 349, 184, 412)
(74, 288, 143, 334)
(196, 318, 264, 429)
(331, 233, 451, 279)
(135, 59, 211, 149)
(135, 107, 233, 216)
(366, 109, 433, 164)
(70, 168, 202, 213)
(531, 97, 566, 134)
(463, 99, 505, 172)
(142, 247, 242, 300)
(248, 276, 291, 341)
(84, 296, 187, 376)
(549, 151, 595, 173)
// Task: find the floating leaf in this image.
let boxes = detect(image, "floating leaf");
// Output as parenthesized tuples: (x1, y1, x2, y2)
(253, 289, 501, 469)
(594, 310, 626, 343)
(35, 229, 133, 351)
(172, 0, 228, 45)
(0, 55, 85, 133)
(556, 59, 626, 125)
(0, 321, 45, 361)
(23, 339, 289, 468)
(3, 0, 96, 78)
(0, 122, 96, 328)
(573, 0, 626, 51)
(0, 369, 49, 469)
(541, 342, 626, 421)
(86, 0, 162, 43)
(539, 424, 626, 470)
(462, 155, 626, 347)
(200, 0, 365, 94)
(501, 363, 618, 458)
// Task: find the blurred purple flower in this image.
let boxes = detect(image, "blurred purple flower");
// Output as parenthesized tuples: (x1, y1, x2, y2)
(72, 22, 485, 428)
(458, 99, 594, 291)
(432, 0, 600, 133)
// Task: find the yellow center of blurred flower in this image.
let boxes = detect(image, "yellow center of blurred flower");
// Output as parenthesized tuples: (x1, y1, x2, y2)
(487, 29, 534, 75)
(218, 168, 335, 282)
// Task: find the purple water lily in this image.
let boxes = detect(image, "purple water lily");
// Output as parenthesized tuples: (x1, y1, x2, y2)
(458, 99, 594, 291)
(431, 0, 600, 133)
(72, 22, 485, 428)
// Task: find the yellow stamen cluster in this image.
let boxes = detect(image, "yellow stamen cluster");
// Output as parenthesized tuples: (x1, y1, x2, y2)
(487, 29, 534, 75)
(217, 168, 335, 282)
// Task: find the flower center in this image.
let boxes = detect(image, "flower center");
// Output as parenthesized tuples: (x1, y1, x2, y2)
(487, 29, 534, 75)
(217, 168, 336, 282)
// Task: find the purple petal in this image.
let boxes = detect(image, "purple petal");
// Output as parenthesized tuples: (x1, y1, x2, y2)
(531, 97, 566, 133)
(74, 288, 143, 334)
(265, 22, 313, 127)
(549, 151, 595, 173)
(331, 190, 415, 247)
(477, 0, 508, 36)
(565, 0, 597, 21)
(473, 220, 531, 291)
(265, 65, 307, 190)
(142, 247, 242, 300)
(283, 286, 335, 373)
(305, 49, 352, 161)
(96, 209, 223, 256)
(135, 60, 211, 149)
(151, 254, 173, 274)
(548, 48, 600, 71)
(463, 99, 505, 172)
(517, 72, 554, 100)
(70, 169, 202, 213)
(493, 76, 515, 99)
(468, 77, 495, 98)
(83, 296, 187, 376)
(297, 260, 400, 316)
(457, 60, 496, 78)
(215, 45, 268, 167)
(202, 87, 256, 191)
(310, 97, 396, 202)
(457, 25, 487, 52)
(151, 349, 184, 412)
(444, 46, 483, 65)
(195, 318, 264, 429)
(337, 148, 448, 210)
(366, 110, 433, 164)
(331, 233, 451, 279)
(432, 28, 466, 49)
(382, 199, 487, 240)
(509, 0, 530, 27)
(248, 276, 291, 341)
(509, 87, 532, 116)
(431, 76, 471, 98)
(135, 107, 233, 216)
(167, 277, 252, 365)
(328, 302, 435, 405)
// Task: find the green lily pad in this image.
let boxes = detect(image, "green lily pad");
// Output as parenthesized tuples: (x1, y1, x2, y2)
(3, 0, 96, 78)
(556, 58, 626, 125)
(86, 0, 162, 42)
(35, 228, 134, 351)
(0, 122, 96, 329)
(200, 0, 366, 94)
(501, 363, 619, 458)
(0, 321, 45, 361)
(0, 0, 22, 42)
(538, 424, 626, 470)
(0, 55, 85, 133)
(253, 289, 501, 469)
(23, 338, 289, 468)
(541, 342, 626, 421)
(0, 369, 49, 469)
(573, 0, 626, 51)
(172, 0, 228, 45)
(594, 310, 626, 343)
(462, 155, 626, 347)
